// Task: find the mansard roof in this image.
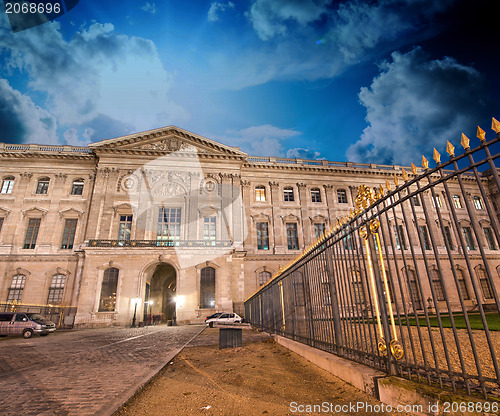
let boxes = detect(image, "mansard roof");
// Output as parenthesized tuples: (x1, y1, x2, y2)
(88, 125, 248, 159)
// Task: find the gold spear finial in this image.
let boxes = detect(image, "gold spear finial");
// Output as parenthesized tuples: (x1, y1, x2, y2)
(492, 117, 500, 133)
(477, 126, 486, 142)
(422, 155, 429, 170)
(433, 148, 441, 164)
(379, 184, 384, 196)
(402, 168, 408, 181)
(394, 173, 399, 187)
(446, 140, 455, 157)
(386, 178, 391, 191)
(411, 162, 417, 175)
(461, 133, 470, 149)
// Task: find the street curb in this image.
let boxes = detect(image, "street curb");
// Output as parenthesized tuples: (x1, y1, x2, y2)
(96, 325, 207, 416)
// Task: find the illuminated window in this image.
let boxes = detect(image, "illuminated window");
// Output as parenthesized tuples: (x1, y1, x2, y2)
(7, 274, 26, 303)
(157, 207, 181, 246)
(99, 268, 119, 311)
(36, 177, 50, 194)
(255, 186, 266, 201)
(473, 196, 484, 210)
(452, 195, 462, 208)
(200, 267, 215, 308)
(432, 194, 442, 208)
(47, 274, 66, 304)
(1, 177, 14, 194)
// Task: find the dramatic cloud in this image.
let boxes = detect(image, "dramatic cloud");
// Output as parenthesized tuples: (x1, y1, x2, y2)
(286, 148, 321, 160)
(346, 48, 489, 165)
(0, 78, 57, 144)
(208, 2, 235, 22)
(220, 125, 302, 157)
(0, 16, 187, 144)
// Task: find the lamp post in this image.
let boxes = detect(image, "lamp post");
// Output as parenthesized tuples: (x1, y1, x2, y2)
(131, 298, 141, 328)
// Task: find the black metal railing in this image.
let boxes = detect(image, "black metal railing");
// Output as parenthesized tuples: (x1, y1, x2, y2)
(245, 119, 500, 399)
(87, 239, 232, 248)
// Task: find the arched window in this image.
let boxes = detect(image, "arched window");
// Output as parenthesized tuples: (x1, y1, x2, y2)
(283, 186, 294, 202)
(457, 268, 470, 300)
(258, 271, 271, 286)
(99, 268, 119, 311)
(337, 189, 347, 204)
(47, 274, 66, 304)
(430, 269, 445, 301)
(407, 269, 422, 310)
(255, 185, 266, 202)
(200, 267, 215, 308)
(36, 177, 50, 194)
(71, 179, 84, 195)
(311, 188, 321, 203)
(7, 274, 26, 302)
(476, 266, 494, 299)
(1, 176, 15, 194)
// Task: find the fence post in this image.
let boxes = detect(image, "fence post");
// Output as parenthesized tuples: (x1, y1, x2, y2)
(325, 250, 343, 349)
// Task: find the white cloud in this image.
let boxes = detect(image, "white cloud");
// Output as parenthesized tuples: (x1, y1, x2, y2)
(0, 78, 57, 144)
(346, 48, 489, 165)
(0, 17, 187, 144)
(286, 148, 321, 159)
(220, 124, 302, 157)
(141, 2, 156, 14)
(208, 2, 235, 22)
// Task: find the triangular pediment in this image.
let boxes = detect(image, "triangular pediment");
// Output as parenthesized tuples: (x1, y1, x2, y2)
(89, 126, 247, 158)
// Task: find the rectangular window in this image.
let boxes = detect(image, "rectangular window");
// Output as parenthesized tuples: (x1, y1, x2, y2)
(118, 215, 133, 241)
(419, 225, 431, 250)
(452, 195, 462, 209)
(484, 227, 496, 250)
(255, 187, 266, 201)
(311, 189, 321, 203)
(36, 179, 49, 195)
(457, 270, 470, 300)
(157, 207, 181, 246)
(204, 217, 216, 245)
(7, 275, 26, 303)
(284, 188, 294, 202)
(0, 217, 3, 233)
(476, 268, 494, 299)
(286, 223, 299, 250)
(47, 274, 66, 304)
(256, 222, 269, 250)
(394, 225, 406, 250)
(337, 190, 347, 204)
(314, 223, 325, 238)
(23, 218, 41, 249)
(462, 226, 475, 250)
(432, 194, 442, 208)
(444, 226, 454, 250)
(473, 196, 484, 210)
(71, 181, 84, 195)
(61, 219, 77, 249)
(1, 178, 14, 194)
(431, 270, 445, 301)
(412, 195, 421, 206)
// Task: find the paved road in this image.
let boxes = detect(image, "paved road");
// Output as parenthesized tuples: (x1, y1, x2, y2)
(0, 324, 205, 416)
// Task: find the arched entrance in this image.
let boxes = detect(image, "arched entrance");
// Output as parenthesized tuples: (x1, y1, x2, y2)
(146, 263, 177, 324)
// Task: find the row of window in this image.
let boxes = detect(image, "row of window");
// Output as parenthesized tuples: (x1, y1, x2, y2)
(0, 217, 78, 250)
(7, 273, 67, 304)
(1, 177, 85, 196)
(255, 186, 348, 204)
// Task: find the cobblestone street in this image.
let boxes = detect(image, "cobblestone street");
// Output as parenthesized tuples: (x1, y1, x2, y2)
(0, 324, 205, 416)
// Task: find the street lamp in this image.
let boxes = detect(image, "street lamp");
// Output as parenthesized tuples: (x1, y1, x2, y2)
(131, 298, 141, 328)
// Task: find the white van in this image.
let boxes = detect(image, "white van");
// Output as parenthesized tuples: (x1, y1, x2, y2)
(0, 312, 56, 339)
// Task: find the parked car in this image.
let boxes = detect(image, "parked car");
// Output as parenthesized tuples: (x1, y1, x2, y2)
(205, 312, 242, 327)
(0, 312, 56, 339)
(205, 312, 223, 323)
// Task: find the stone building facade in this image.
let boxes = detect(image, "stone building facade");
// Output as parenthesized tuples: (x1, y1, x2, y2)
(0, 126, 499, 326)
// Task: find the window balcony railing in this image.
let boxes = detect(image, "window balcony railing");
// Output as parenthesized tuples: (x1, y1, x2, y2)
(87, 239, 232, 248)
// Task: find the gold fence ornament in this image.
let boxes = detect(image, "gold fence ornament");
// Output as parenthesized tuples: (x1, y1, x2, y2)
(390, 339, 405, 360)
(385, 179, 391, 191)
(477, 126, 486, 142)
(394, 174, 399, 187)
(461, 133, 470, 150)
(492, 117, 500, 133)
(422, 155, 429, 170)
(402, 168, 408, 181)
(446, 140, 455, 157)
(433, 148, 441, 164)
(411, 163, 417, 175)
(378, 339, 388, 357)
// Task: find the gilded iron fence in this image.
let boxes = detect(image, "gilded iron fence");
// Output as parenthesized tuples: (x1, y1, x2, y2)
(245, 119, 500, 398)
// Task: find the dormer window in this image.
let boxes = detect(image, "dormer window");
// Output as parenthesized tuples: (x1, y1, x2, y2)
(36, 177, 50, 195)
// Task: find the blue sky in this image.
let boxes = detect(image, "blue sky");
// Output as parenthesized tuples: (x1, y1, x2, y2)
(0, 0, 498, 165)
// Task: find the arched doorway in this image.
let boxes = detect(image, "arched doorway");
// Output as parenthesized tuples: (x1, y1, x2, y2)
(146, 263, 177, 323)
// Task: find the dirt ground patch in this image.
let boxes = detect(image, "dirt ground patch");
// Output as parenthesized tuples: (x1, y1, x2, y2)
(114, 328, 410, 416)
